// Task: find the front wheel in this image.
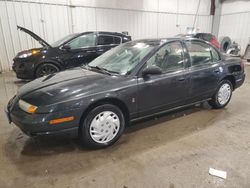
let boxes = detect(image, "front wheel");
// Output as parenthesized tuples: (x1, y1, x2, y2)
(80, 104, 125, 149)
(208, 80, 233, 109)
(35, 63, 60, 78)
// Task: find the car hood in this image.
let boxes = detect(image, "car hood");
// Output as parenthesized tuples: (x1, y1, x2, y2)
(17, 67, 125, 106)
(17, 25, 51, 48)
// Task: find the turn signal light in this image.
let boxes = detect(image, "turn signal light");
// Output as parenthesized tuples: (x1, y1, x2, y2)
(32, 50, 40, 55)
(27, 105, 38, 114)
(49, 116, 74, 125)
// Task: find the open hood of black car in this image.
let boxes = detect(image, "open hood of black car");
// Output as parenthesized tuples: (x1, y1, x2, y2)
(17, 25, 51, 48)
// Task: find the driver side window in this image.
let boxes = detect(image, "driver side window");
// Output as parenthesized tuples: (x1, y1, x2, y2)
(68, 33, 96, 49)
(146, 41, 184, 73)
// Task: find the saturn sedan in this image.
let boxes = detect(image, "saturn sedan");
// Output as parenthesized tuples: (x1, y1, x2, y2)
(5, 37, 245, 149)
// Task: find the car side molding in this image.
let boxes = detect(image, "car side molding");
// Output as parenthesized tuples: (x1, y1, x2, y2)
(130, 98, 211, 122)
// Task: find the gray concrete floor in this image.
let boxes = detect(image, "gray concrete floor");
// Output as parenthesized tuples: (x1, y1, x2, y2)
(0, 66, 250, 188)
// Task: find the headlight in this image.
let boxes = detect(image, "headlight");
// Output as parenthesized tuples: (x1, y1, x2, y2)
(18, 50, 40, 58)
(18, 52, 32, 58)
(18, 99, 38, 114)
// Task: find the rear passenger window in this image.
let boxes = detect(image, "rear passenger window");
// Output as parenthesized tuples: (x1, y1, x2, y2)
(210, 47, 220, 61)
(113, 36, 121, 44)
(146, 41, 184, 73)
(98, 35, 121, 45)
(186, 41, 212, 66)
(98, 35, 113, 45)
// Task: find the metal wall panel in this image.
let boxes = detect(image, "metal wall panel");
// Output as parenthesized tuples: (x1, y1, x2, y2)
(71, 0, 211, 15)
(0, 1, 15, 71)
(95, 9, 158, 39)
(40, 4, 70, 43)
(72, 7, 96, 32)
(0, 0, 213, 72)
(159, 0, 210, 15)
(218, 1, 250, 55)
(221, 1, 250, 15)
(158, 14, 212, 37)
(219, 12, 250, 55)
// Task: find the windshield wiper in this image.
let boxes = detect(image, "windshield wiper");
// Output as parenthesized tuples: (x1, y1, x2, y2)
(88, 65, 119, 75)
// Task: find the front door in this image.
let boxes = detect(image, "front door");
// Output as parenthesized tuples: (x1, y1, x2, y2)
(61, 33, 98, 68)
(137, 41, 190, 116)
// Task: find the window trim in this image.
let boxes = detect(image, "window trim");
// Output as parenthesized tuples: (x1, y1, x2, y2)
(210, 45, 221, 62)
(97, 34, 122, 46)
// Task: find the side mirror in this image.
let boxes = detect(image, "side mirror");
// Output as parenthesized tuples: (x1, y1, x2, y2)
(142, 66, 162, 77)
(62, 44, 71, 50)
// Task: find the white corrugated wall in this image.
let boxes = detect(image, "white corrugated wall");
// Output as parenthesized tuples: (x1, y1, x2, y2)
(218, 0, 250, 55)
(0, 0, 212, 72)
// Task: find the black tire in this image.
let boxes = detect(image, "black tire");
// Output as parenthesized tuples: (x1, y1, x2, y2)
(35, 63, 60, 78)
(79, 104, 125, 149)
(208, 80, 233, 109)
(219, 36, 231, 53)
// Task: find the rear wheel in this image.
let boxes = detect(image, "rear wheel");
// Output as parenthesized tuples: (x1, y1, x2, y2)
(35, 63, 60, 78)
(80, 104, 125, 149)
(208, 80, 233, 109)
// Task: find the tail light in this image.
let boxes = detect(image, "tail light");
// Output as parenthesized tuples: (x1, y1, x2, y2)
(240, 59, 245, 72)
(210, 36, 220, 49)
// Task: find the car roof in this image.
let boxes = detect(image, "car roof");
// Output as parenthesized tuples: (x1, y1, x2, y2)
(97, 31, 130, 37)
(76, 31, 130, 37)
(177, 33, 213, 35)
(131, 37, 209, 46)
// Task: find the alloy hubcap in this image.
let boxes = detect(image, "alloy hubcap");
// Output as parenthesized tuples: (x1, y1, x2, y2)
(217, 83, 231, 105)
(38, 65, 59, 77)
(89, 111, 120, 144)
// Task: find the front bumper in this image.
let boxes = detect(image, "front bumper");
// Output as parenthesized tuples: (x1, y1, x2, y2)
(6, 96, 81, 137)
(12, 59, 36, 79)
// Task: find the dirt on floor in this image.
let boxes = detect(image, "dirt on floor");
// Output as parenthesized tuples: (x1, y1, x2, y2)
(0, 66, 249, 188)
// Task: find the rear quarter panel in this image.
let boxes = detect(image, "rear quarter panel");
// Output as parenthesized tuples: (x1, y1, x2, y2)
(221, 54, 245, 89)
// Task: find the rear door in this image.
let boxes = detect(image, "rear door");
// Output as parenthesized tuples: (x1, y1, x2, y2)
(96, 34, 122, 55)
(184, 40, 222, 102)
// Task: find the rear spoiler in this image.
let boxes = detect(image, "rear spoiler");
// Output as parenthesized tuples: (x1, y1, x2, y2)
(121, 31, 132, 41)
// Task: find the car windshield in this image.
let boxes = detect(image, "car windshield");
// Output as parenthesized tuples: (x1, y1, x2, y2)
(51, 34, 78, 47)
(88, 41, 156, 75)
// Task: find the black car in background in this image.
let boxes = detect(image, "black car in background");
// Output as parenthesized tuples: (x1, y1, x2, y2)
(6, 37, 245, 149)
(13, 26, 131, 79)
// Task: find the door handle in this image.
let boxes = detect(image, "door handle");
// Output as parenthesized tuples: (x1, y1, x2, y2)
(177, 77, 185, 81)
